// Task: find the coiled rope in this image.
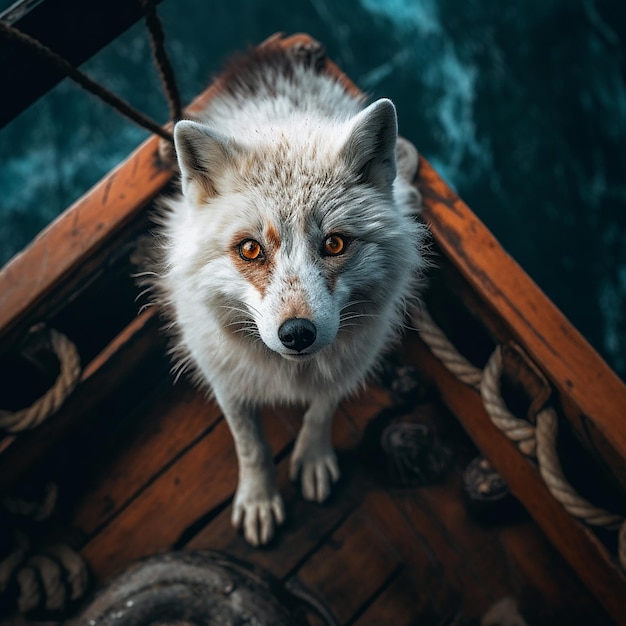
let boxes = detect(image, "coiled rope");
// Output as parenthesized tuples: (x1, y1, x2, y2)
(411, 306, 626, 571)
(0, 484, 89, 615)
(0, 328, 81, 434)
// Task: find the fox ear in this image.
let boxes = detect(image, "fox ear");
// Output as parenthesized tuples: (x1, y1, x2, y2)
(340, 99, 398, 190)
(174, 120, 237, 203)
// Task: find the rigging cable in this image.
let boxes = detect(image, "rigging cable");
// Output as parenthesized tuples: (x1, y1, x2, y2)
(138, 0, 182, 124)
(0, 0, 183, 142)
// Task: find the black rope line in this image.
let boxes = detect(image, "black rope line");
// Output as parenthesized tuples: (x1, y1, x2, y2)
(0, 20, 173, 142)
(137, 0, 182, 123)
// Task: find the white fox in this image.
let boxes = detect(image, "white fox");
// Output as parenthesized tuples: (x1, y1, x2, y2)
(151, 39, 428, 546)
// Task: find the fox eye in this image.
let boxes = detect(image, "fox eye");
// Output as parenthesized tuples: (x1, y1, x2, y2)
(323, 234, 346, 256)
(239, 239, 264, 261)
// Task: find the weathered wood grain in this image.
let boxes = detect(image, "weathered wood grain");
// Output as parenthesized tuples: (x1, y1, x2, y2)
(408, 330, 625, 624)
(72, 382, 222, 537)
(79, 407, 295, 581)
(351, 568, 439, 626)
(295, 509, 401, 624)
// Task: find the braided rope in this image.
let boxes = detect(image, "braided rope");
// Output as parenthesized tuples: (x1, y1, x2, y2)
(0, 485, 90, 614)
(0, 329, 81, 433)
(44, 544, 90, 602)
(535, 408, 624, 529)
(16, 566, 40, 613)
(414, 306, 626, 569)
(28, 554, 66, 611)
(481, 347, 537, 457)
(411, 307, 482, 389)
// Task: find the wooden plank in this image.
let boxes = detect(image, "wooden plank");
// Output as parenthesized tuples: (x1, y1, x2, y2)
(186, 443, 361, 581)
(0, 0, 163, 128)
(407, 331, 626, 624)
(351, 569, 444, 626)
(497, 522, 612, 625)
(363, 488, 494, 620)
(355, 474, 611, 625)
(295, 509, 401, 624)
(79, 407, 296, 582)
(417, 160, 626, 493)
(345, 401, 514, 615)
(72, 382, 222, 537)
(397, 482, 513, 611)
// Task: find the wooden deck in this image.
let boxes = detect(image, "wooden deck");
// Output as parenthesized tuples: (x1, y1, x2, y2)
(3, 342, 613, 625)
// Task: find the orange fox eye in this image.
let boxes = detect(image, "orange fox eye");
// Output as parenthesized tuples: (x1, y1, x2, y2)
(239, 239, 264, 261)
(324, 234, 346, 256)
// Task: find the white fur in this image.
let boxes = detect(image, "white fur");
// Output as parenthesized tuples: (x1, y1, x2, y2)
(151, 46, 429, 546)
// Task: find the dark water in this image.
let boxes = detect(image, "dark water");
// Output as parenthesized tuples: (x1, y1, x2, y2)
(1, 0, 625, 379)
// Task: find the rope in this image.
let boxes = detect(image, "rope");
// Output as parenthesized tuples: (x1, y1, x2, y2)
(44, 543, 90, 602)
(481, 348, 537, 457)
(1, 486, 90, 614)
(138, 0, 182, 123)
(0, 328, 81, 433)
(535, 407, 623, 528)
(27, 554, 65, 611)
(412, 306, 626, 570)
(16, 566, 40, 614)
(411, 307, 483, 389)
(0, 20, 173, 142)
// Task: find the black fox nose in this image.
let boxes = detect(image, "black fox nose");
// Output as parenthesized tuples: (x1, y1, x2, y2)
(278, 318, 317, 352)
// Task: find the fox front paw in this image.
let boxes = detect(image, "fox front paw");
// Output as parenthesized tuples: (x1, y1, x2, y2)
(289, 442, 340, 503)
(231, 485, 285, 547)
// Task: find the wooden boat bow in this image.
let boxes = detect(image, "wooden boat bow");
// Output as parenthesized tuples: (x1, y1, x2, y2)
(0, 32, 624, 625)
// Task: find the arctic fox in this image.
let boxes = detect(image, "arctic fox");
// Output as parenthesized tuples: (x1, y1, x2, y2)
(152, 38, 429, 546)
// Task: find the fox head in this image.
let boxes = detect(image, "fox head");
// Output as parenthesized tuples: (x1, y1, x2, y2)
(168, 99, 423, 363)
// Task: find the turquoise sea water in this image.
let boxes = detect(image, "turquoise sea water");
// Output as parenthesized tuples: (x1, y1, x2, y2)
(1, 0, 625, 379)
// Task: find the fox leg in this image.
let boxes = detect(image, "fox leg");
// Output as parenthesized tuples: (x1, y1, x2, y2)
(289, 396, 340, 503)
(217, 396, 285, 546)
